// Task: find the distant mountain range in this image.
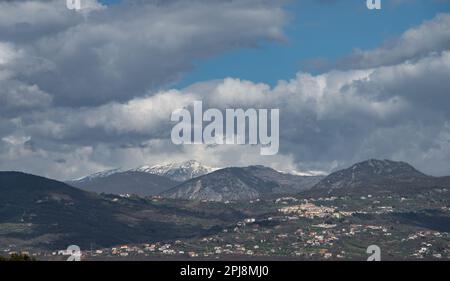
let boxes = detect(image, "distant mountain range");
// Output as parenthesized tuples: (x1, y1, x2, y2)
(68, 161, 324, 200)
(162, 165, 324, 202)
(64, 159, 450, 201)
(66, 160, 215, 196)
(67, 160, 324, 199)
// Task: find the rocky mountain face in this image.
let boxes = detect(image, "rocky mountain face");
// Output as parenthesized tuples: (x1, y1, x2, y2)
(67, 171, 179, 196)
(162, 165, 324, 202)
(313, 159, 450, 190)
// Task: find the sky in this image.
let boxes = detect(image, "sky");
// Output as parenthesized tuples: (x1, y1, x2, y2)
(0, 0, 450, 180)
(178, 0, 450, 86)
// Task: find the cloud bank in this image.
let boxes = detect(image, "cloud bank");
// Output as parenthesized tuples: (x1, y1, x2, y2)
(0, 1, 449, 180)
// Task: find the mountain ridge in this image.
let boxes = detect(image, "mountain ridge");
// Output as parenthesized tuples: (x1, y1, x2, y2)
(313, 159, 449, 190)
(162, 165, 324, 202)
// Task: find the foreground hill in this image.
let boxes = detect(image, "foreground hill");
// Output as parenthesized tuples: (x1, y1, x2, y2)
(0, 172, 240, 250)
(67, 171, 178, 196)
(162, 166, 324, 202)
(313, 159, 450, 191)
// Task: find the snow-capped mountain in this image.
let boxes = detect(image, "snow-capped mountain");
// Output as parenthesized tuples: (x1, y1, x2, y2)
(132, 160, 217, 182)
(69, 160, 217, 184)
(70, 168, 124, 184)
(66, 160, 217, 196)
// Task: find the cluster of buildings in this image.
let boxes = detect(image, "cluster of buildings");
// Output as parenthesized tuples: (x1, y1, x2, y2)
(278, 203, 338, 218)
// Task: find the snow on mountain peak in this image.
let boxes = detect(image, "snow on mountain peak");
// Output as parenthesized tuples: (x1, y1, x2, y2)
(71, 168, 124, 183)
(132, 160, 217, 182)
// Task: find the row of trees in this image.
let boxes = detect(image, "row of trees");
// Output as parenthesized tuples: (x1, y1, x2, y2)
(0, 253, 35, 261)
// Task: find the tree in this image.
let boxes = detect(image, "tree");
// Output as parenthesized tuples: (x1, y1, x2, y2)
(0, 253, 35, 261)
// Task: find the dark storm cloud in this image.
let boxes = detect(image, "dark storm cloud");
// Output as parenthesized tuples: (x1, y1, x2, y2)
(0, 0, 287, 106)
